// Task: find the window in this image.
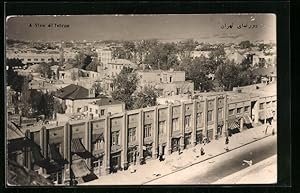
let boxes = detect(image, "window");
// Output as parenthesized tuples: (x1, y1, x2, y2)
(41, 58, 45, 61)
(112, 131, 120, 145)
(128, 128, 136, 143)
(196, 113, 202, 127)
(92, 160, 99, 168)
(266, 101, 271, 107)
(84, 106, 88, 111)
(218, 108, 223, 118)
(101, 109, 105, 115)
(90, 108, 92, 112)
(77, 108, 81, 113)
(207, 110, 213, 122)
(27, 59, 31, 61)
(158, 121, 166, 134)
(244, 106, 250, 112)
(185, 115, 191, 128)
(259, 103, 264, 110)
(144, 124, 152, 138)
(48, 58, 51, 61)
(237, 107, 242, 114)
(93, 139, 104, 151)
(90, 89, 94, 94)
(95, 110, 98, 114)
(169, 76, 173, 83)
(172, 118, 179, 132)
(34, 58, 38, 61)
(229, 109, 234, 115)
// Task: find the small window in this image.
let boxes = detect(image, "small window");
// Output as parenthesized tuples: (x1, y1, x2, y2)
(237, 107, 242, 114)
(95, 110, 98, 114)
(41, 58, 45, 61)
(169, 76, 173, 83)
(244, 106, 249, 112)
(89, 108, 92, 112)
(144, 124, 152, 138)
(259, 103, 264, 110)
(27, 59, 31, 61)
(100, 109, 105, 115)
(207, 110, 213, 122)
(34, 58, 38, 61)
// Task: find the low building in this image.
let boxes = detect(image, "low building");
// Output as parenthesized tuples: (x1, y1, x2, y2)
(7, 51, 61, 65)
(226, 51, 246, 64)
(98, 59, 137, 78)
(137, 69, 194, 96)
(54, 84, 98, 114)
(88, 98, 125, 118)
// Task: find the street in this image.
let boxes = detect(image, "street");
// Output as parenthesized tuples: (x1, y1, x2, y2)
(145, 135, 277, 184)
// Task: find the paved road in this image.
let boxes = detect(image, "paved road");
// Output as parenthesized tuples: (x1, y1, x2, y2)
(146, 135, 277, 184)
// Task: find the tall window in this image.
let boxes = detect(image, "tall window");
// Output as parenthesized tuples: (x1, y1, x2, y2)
(128, 128, 136, 143)
(172, 118, 179, 132)
(101, 109, 105, 115)
(158, 121, 166, 134)
(196, 113, 202, 128)
(112, 131, 120, 145)
(185, 115, 191, 128)
(144, 124, 152, 138)
(218, 108, 223, 119)
(229, 109, 234, 115)
(207, 110, 213, 122)
(93, 139, 104, 151)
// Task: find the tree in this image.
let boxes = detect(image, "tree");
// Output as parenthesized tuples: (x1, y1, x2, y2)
(215, 63, 241, 91)
(239, 40, 252, 49)
(111, 67, 139, 110)
(37, 92, 55, 119)
(36, 63, 52, 79)
(19, 77, 32, 117)
(6, 68, 25, 93)
(177, 39, 198, 59)
(92, 82, 104, 97)
(133, 86, 158, 109)
(6, 58, 25, 69)
(208, 46, 226, 72)
(85, 58, 98, 71)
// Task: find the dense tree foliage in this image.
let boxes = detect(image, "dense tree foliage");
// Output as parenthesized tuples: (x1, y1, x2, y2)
(111, 67, 139, 110)
(133, 86, 158, 109)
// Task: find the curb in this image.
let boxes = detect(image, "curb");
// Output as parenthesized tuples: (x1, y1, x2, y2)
(142, 133, 274, 185)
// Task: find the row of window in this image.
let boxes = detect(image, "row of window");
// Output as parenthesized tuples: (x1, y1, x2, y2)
(229, 106, 250, 116)
(259, 100, 276, 110)
(20, 58, 60, 62)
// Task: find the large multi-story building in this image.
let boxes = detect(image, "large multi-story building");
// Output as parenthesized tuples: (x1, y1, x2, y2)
(96, 48, 112, 65)
(7, 83, 276, 185)
(7, 51, 61, 65)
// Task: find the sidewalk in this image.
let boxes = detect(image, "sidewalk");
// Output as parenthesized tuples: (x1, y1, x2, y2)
(82, 124, 276, 185)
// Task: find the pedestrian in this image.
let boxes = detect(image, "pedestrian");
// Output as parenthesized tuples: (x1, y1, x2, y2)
(225, 136, 229, 145)
(272, 128, 275, 135)
(265, 123, 269, 135)
(178, 147, 181, 155)
(200, 147, 205, 156)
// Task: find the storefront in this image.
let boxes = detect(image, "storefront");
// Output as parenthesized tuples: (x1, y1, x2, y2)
(143, 143, 153, 160)
(171, 138, 180, 153)
(110, 152, 121, 173)
(207, 129, 214, 141)
(184, 133, 192, 149)
(196, 130, 203, 144)
(217, 123, 224, 138)
(127, 146, 138, 165)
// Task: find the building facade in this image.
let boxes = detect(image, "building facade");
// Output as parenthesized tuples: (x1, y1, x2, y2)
(8, 90, 276, 185)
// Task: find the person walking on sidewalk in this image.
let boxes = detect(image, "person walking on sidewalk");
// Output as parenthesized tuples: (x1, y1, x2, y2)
(225, 136, 229, 145)
(200, 146, 205, 156)
(265, 123, 270, 135)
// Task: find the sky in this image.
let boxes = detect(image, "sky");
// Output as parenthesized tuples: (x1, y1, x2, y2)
(6, 14, 276, 43)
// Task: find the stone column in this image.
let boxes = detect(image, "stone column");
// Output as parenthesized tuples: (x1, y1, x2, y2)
(63, 122, 71, 184)
(223, 95, 228, 136)
(24, 130, 32, 170)
(214, 96, 218, 140)
(192, 100, 197, 146)
(166, 105, 172, 155)
(40, 126, 47, 175)
(204, 98, 208, 138)
(103, 116, 111, 175)
(180, 102, 185, 149)
(152, 107, 158, 158)
(240, 116, 244, 131)
(138, 110, 144, 164)
(122, 112, 128, 169)
(85, 121, 92, 168)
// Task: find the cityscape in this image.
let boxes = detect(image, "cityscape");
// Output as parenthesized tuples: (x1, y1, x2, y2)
(6, 14, 277, 186)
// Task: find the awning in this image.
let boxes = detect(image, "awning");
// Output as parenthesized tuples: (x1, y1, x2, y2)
(92, 133, 104, 143)
(71, 160, 90, 178)
(259, 111, 273, 120)
(71, 138, 94, 159)
(243, 115, 252, 124)
(49, 144, 67, 165)
(31, 146, 51, 169)
(228, 120, 240, 129)
(266, 110, 274, 119)
(71, 138, 86, 153)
